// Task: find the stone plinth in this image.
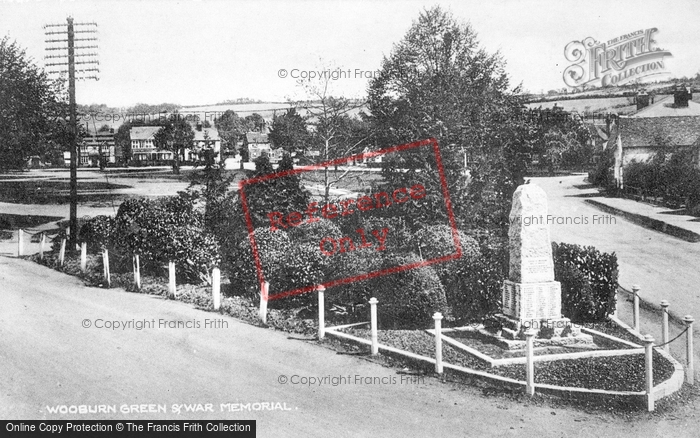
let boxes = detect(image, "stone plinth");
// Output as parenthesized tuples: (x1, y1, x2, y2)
(502, 280, 561, 321)
(497, 183, 590, 344)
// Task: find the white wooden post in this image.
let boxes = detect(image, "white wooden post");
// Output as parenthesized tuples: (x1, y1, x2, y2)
(633, 285, 641, 333)
(660, 300, 670, 353)
(133, 254, 141, 290)
(684, 315, 695, 385)
(18, 229, 23, 256)
(168, 261, 176, 298)
(525, 328, 536, 396)
(58, 238, 66, 267)
(80, 242, 87, 273)
(39, 234, 46, 260)
(102, 248, 110, 288)
(212, 267, 221, 311)
(317, 286, 325, 340)
(433, 312, 443, 374)
(369, 297, 378, 355)
(644, 334, 654, 412)
(259, 281, 269, 324)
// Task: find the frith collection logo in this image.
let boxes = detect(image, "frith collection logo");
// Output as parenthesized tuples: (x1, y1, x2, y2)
(563, 27, 672, 89)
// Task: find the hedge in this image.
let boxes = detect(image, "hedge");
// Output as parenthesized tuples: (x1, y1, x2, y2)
(552, 242, 618, 322)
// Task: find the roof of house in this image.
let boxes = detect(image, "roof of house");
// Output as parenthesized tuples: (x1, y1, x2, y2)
(194, 128, 220, 142)
(617, 116, 700, 148)
(130, 126, 162, 140)
(246, 132, 268, 143)
(629, 95, 700, 118)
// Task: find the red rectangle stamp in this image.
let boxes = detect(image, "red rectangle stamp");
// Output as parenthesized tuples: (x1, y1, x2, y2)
(238, 137, 462, 301)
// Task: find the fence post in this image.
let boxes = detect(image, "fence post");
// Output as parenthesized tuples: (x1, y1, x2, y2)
(633, 285, 641, 333)
(102, 248, 111, 288)
(18, 229, 23, 256)
(525, 328, 536, 396)
(317, 286, 325, 340)
(433, 312, 443, 374)
(369, 297, 379, 355)
(684, 315, 695, 385)
(80, 242, 87, 273)
(132, 254, 141, 290)
(259, 281, 269, 324)
(168, 261, 176, 298)
(39, 234, 46, 260)
(660, 300, 670, 353)
(212, 267, 221, 311)
(644, 334, 655, 412)
(59, 238, 66, 267)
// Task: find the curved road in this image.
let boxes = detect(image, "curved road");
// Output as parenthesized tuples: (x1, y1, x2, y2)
(1, 256, 695, 437)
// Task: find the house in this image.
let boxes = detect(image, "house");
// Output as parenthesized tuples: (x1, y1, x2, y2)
(245, 131, 283, 163)
(62, 130, 116, 167)
(81, 130, 116, 166)
(130, 126, 170, 162)
(610, 86, 700, 188)
(192, 126, 222, 163)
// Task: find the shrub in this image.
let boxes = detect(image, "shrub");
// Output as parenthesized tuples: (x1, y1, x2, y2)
(412, 224, 480, 285)
(287, 219, 344, 246)
(272, 243, 325, 309)
(444, 242, 506, 324)
(110, 195, 220, 283)
(360, 216, 414, 253)
(371, 252, 448, 329)
(78, 215, 114, 251)
(324, 245, 384, 306)
(552, 242, 618, 322)
(226, 227, 291, 299)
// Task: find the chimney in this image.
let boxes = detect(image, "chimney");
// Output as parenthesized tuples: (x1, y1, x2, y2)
(674, 84, 691, 108)
(636, 90, 650, 110)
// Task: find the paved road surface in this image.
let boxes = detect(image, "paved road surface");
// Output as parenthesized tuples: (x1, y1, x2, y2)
(2, 256, 697, 437)
(537, 175, 700, 325)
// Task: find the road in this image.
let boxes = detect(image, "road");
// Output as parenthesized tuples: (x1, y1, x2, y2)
(2, 256, 697, 437)
(536, 175, 700, 324)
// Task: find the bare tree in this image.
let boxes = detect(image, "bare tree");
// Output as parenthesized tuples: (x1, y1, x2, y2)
(292, 63, 370, 202)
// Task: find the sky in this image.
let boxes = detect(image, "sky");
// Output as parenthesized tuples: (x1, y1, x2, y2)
(1, 0, 699, 108)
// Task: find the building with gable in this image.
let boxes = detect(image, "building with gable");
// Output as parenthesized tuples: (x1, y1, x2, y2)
(609, 86, 700, 188)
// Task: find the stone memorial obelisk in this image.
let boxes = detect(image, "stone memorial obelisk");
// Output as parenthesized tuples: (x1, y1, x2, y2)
(499, 183, 579, 340)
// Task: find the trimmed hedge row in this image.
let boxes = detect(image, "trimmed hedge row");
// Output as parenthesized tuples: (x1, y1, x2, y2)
(552, 242, 618, 322)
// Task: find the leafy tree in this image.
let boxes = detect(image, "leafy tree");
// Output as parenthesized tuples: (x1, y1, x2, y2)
(268, 108, 309, 153)
(215, 110, 246, 156)
(0, 37, 68, 169)
(153, 115, 194, 174)
(241, 153, 311, 230)
(127, 103, 181, 115)
(366, 6, 535, 232)
(243, 113, 266, 132)
(114, 119, 147, 165)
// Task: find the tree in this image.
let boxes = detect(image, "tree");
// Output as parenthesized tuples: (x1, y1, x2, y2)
(114, 119, 147, 165)
(243, 113, 266, 132)
(268, 108, 309, 154)
(366, 6, 534, 232)
(241, 152, 311, 230)
(153, 115, 194, 174)
(0, 37, 68, 169)
(215, 110, 246, 156)
(293, 64, 370, 202)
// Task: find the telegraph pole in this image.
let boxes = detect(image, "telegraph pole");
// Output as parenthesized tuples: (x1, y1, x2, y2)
(44, 17, 99, 250)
